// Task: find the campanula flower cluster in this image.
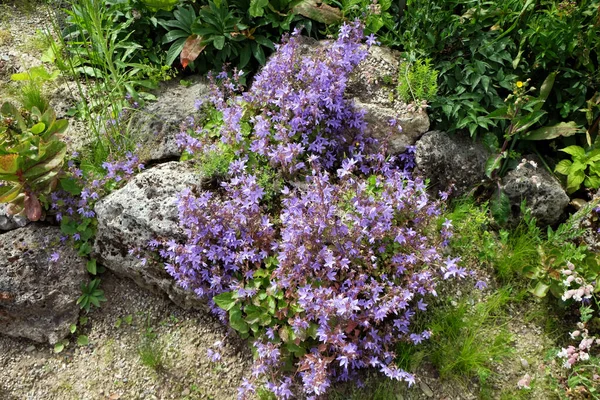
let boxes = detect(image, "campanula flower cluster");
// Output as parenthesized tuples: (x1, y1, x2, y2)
(160, 21, 466, 398)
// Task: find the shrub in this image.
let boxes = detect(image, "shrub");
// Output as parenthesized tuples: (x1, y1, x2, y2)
(396, 57, 438, 105)
(159, 22, 467, 398)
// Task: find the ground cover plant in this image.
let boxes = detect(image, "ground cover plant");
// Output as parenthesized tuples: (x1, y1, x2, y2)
(154, 21, 479, 398)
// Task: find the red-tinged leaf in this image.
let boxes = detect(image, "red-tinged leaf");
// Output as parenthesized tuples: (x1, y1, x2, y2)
(180, 35, 206, 69)
(24, 193, 42, 221)
(344, 320, 358, 334)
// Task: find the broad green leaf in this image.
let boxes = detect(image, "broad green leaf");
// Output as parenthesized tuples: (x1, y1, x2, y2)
(213, 291, 236, 311)
(554, 159, 572, 175)
(87, 259, 97, 275)
(229, 305, 249, 334)
(531, 281, 549, 298)
(54, 342, 65, 353)
(77, 335, 89, 346)
(560, 145, 586, 159)
(213, 36, 225, 51)
(534, 72, 557, 111)
(60, 177, 82, 196)
(487, 106, 510, 120)
(0, 184, 23, 203)
(30, 122, 46, 134)
(69, 324, 77, 334)
(249, 0, 269, 17)
(484, 152, 506, 179)
(585, 175, 600, 189)
(523, 122, 583, 141)
(566, 170, 585, 193)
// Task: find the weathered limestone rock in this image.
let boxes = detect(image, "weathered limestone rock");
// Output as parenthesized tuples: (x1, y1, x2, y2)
(129, 79, 210, 163)
(0, 225, 87, 344)
(501, 156, 570, 226)
(415, 130, 490, 197)
(347, 45, 430, 153)
(93, 161, 205, 309)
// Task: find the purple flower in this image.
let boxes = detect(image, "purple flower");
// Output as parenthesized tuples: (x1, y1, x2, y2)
(49, 252, 60, 262)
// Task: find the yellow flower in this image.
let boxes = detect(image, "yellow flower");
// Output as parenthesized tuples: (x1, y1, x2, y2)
(516, 81, 524, 88)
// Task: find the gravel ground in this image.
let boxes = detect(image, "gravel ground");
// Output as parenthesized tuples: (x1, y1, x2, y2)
(0, 270, 253, 400)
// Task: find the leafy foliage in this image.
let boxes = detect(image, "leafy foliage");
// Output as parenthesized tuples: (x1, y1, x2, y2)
(0, 101, 67, 221)
(555, 145, 600, 193)
(396, 57, 438, 105)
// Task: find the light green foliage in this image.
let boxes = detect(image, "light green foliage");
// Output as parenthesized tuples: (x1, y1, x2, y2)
(397, 57, 438, 104)
(425, 289, 514, 385)
(11, 66, 60, 113)
(0, 101, 67, 220)
(555, 145, 600, 193)
(198, 144, 235, 183)
(138, 320, 164, 370)
(138, 0, 180, 11)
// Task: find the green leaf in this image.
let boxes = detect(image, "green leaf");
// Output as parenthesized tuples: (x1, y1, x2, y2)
(229, 305, 249, 334)
(566, 170, 585, 193)
(249, 0, 269, 17)
(213, 291, 237, 311)
(560, 145, 586, 159)
(60, 177, 82, 196)
(584, 175, 600, 189)
(487, 106, 510, 120)
(69, 324, 77, 334)
(213, 36, 225, 50)
(531, 282, 549, 298)
(491, 190, 511, 225)
(484, 152, 506, 179)
(87, 259, 97, 275)
(554, 159, 572, 175)
(523, 122, 583, 141)
(534, 72, 557, 111)
(77, 335, 89, 346)
(30, 122, 46, 134)
(54, 342, 65, 353)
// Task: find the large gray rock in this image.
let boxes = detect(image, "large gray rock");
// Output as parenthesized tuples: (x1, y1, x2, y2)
(415, 130, 490, 197)
(129, 79, 211, 163)
(501, 156, 570, 226)
(347, 45, 430, 153)
(0, 225, 87, 344)
(93, 161, 205, 309)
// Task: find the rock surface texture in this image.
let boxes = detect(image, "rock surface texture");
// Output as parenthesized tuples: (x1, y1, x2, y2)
(415, 130, 490, 197)
(93, 161, 205, 309)
(0, 203, 28, 232)
(501, 156, 569, 226)
(130, 79, 210, 163)
(285, 38, 429, 154)
(347, 45, 430, 153)
(0, 225, 87, 344)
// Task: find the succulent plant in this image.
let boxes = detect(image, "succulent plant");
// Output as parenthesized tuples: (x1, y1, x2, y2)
(0, 102, 67, 221)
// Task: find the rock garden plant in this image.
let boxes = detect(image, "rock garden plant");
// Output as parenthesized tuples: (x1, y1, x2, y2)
(158, 21, 469, 398)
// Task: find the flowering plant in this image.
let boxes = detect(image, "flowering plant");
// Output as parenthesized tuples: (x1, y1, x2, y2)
(159, 21, 466, 398)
